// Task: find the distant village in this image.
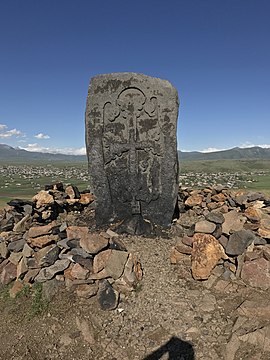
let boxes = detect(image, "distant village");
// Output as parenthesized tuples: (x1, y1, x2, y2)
(0, 164, 267, 192)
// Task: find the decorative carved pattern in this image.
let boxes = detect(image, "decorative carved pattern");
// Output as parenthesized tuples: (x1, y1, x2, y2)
(102, 87, 162, 214)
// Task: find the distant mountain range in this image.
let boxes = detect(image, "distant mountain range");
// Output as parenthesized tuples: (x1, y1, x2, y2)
(0, 144, 86, 162)
(0, 143, 270, 162)
(178, 146, 270, 160)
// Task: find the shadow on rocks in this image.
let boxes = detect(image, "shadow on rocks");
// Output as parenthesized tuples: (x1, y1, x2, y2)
(143, 336, 195, 360)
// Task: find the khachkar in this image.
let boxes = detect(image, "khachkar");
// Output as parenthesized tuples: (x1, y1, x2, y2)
(85, 73, 179, 234)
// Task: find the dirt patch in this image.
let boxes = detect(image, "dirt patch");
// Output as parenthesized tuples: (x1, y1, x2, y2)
(1, 235, 269, 360)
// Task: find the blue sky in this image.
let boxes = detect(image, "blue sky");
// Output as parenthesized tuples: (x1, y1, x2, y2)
(0, 0, 270, 154)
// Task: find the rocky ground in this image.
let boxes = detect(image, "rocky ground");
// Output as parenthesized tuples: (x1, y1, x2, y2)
(1, 184, 270, 360)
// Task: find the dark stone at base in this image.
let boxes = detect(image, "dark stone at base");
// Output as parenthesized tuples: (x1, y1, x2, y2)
(116, 215, 153, 236)
(97, 279, 119, 311)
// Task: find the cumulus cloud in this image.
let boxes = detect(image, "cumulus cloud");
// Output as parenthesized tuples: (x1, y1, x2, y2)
(0, 124, 23, 138)
(20, 143, 86, 155)
(34, 133, 50, 139)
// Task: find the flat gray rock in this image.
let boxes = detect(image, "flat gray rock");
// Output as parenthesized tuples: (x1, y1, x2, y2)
(85, 72, 179, 231)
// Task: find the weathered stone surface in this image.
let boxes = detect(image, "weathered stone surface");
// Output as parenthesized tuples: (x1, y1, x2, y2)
(7, 238, 25, 252)
(97, 279, 119, 310)
(0, 241, 9, 258)
(35, 259, 70, 282)
(22, 243, 34, 257)
(241, 258, 270, 290)
(222, 210, 246, 235)
(175, 237, 192, 254)
(39, 245, 61, 267)
(32, 190, 54, 208)
(17, 257, 28, 279)
(191, 233, 228, 280)
(205, 211, 225, 224)
(80, 232, 108, 255)
(28, 234, 59, 248)
(170, 247, 189, 264)
(70, 263, 89, 280)
(93, 249, 112, 274)
(0, 261, 17, 285)
(65, 184, 80, 199)
(258, 216, 270, 239)
(79, 192, 94, 205)
(104, 250, 129, 280)
(28, 221, 58, 238)
(9, 251, 23, 265)
(225, 229, 257, 256)
(195, 220, 216, 234)
(185, 194, 203, 207)
(85, 72, 179, 230)
(9, 280, 24, 298)
(239, 325, 270, 352)
(237, 300, 270, 320)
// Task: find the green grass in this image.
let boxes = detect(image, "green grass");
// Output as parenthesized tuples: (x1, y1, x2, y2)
(0, 282, 49, 318)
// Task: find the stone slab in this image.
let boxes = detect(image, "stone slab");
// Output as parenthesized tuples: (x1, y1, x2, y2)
(85, 72, 179, 229)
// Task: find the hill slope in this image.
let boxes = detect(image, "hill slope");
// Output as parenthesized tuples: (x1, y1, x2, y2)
(1, 143, 270, 162)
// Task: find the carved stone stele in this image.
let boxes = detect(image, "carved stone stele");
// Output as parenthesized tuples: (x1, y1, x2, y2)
(85, 73, 179, 232)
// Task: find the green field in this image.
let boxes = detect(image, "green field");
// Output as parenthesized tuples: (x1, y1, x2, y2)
(0, 159, 269, 208)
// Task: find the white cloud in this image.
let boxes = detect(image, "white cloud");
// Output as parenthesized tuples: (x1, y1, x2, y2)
(239, 142, 270, 149)
(0, 124, 23, 138)
(34, 133, 50, 139)
(200, 147, 228, 153)
(20, 143, 86, 155)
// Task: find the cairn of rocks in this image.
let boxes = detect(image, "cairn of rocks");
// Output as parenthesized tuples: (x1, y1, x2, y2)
(172, 186, 270, 289)
(0, 183, 142, 310)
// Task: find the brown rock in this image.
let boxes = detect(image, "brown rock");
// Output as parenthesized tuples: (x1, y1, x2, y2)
(28, 234, 59, 248)
(80, 232, 108, 255)
(241, 258, 270, 290)
(79, 193, 95, 205)
(245, 206, 262, 222)
(9, 251, 23, 265)
(0, 261, 17, 285)
(263, 246, 270, 261)
(66, 226, 89, 240)
(181, 235, 194, 247)
(211, 193, 226, 202)
(258, 216, 270, 239)
(70, 263, 89, 280)
(185, 194, 203, 207)
(28, 221, 58, 238)
(9, 280, 24, 298)
(258, 228, 270, 239)
(195, 220, 216, 234)
(22, 243, 34, 257)
(121, 253, 142, 287)
(65, 185, 80, 199)
(237, 299, 270, 320)
(104, 250, 129, 280)
(32, 190, 54, 208)
(175, 238, 192, 254)
(17, 257, 28, 279)
(191, 233, 228, 280)
(93, 249, 112, 273)
(170, 247, 187, 264)
(0, 241, 9, 258)
(222, 210, 246, 235)
(23, 268, 39, 283)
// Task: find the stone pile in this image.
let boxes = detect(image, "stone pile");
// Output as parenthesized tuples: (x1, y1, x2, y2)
(0, 183, 142, 310)
(172, 186, 270, 289)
